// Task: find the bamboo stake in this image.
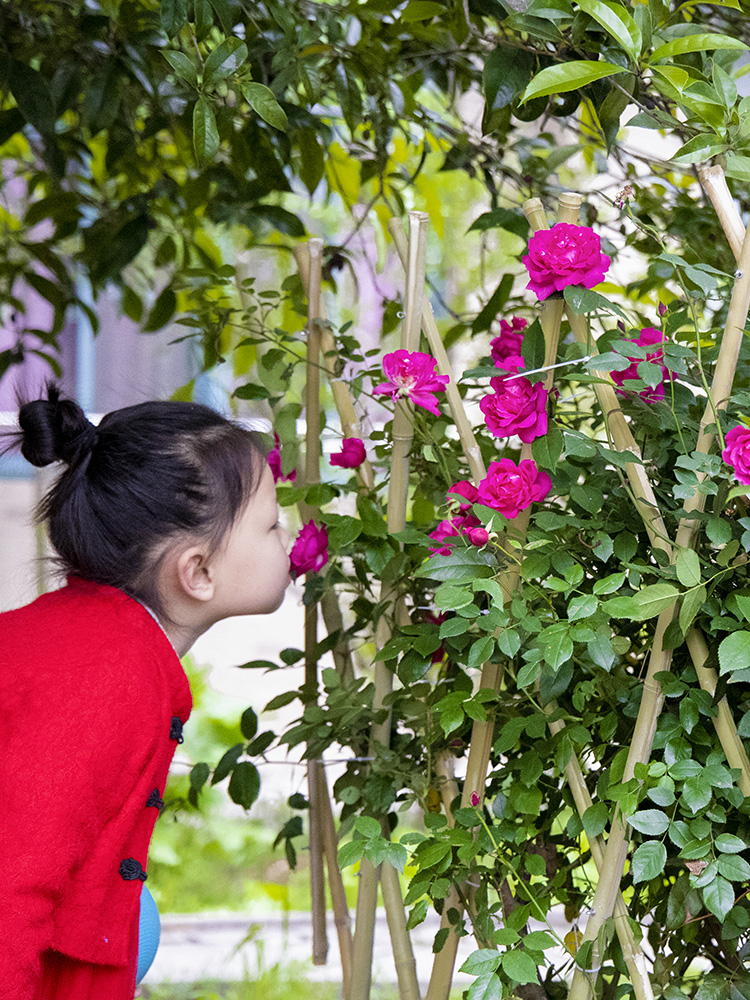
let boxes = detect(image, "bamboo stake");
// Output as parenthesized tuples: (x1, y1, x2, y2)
(698, 164, 745, 261)
(303, 238, 328, 968)
(387, 217, 485, 484)
(321, 589, 356, 685)
(567, 197, 750, 1000)
(293, 244, 375, 492)
(318, 761, 354, 999)
(350, 212, 429, 1000)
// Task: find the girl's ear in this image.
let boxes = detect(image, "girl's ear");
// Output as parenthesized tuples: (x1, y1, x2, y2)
(175, 545, 216, 602)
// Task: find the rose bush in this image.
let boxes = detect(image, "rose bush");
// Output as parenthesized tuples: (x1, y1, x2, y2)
(610, 327, 675, 402)
(330, 437, 366, 469)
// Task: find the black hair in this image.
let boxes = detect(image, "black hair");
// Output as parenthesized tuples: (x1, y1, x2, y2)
(10, 383, 267, 619)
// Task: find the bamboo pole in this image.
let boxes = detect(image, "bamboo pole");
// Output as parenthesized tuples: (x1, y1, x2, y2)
(293, 244, 375, 492)
(350, 212, 429, 1000)
(318, 761, 354, 999)
(699, 164, 745, 261)
(567, 194, 750, 1000)
(387, 217, 485, 484)
(303, 238, 328, 968)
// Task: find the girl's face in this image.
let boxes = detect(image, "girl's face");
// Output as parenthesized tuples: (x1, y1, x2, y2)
(210, 464, 291, 618)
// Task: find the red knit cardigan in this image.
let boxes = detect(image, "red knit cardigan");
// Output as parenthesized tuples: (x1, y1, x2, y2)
(0, 577, 192, 999)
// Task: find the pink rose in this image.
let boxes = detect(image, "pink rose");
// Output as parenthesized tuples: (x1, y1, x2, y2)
(610, 327, 675, 402)
(448, 480, 479, 512)
(428, 517, 461, 555)
(490, 355, 525, 392)
(479, 378, 548, 443)
(289, 522, 329, 578)
(490, 317, 527, 363)
(477, 459, 551, 520)
(267, 433, 296, 484)
(330, 437, 366, 469)
(722, 425, 750, 486)
(523, 223, 611, 301)
(428, 514, 488, 554)
(373, 350, 450, 417)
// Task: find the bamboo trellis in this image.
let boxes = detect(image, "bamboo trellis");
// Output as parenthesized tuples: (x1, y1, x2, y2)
(280, 174, 750, 1000)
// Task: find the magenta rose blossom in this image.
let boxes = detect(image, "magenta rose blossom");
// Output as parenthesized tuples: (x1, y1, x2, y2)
(490, 317, 527, 364)
(428, 514, 488, 554)
(479, 378, 548, 443)
(447, 480, 479, 511)
(373, 350, 450, 417)
(523, 223, 611, 301)
(610, 327, 675, 402)
(722, 425, 750, 486)
(267, 433, 296, 484)
(289, 522, 329, 578)
(330, 437, 366, 469)
(477, 459, 551, 520)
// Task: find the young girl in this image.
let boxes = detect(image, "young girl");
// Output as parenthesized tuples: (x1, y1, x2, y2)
(0, 384, 291, 1000)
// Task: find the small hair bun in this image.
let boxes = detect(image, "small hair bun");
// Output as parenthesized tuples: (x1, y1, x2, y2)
(19, 384, 98, 468)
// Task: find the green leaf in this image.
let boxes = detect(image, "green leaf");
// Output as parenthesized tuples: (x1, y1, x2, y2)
(460, 950, 502, 975)
(703, 875, 735, 921)
(632, 840, 667, 883)
(338, 839, 366, 868)
(227, 761, 261, 808)
(468, 635, 495, 670)
(483, 45, 535, 113)
(207, 0, 234, 32)
(161, 0, 188, 37)
(471, 274, 515, 334)
(538, 624, 573, 670)
(593, 571, 626, 596)
(717, 854, 750, 882)
(203, 37, 248, 88)
(568, 594, 598, 621)
(675, 549, 701, 588)
(532, 423, 563, 470)
(520, 318, 546, 371)
(143, 287, 177, 331)
(212, 742, 243, 784)
(163, 50, 199, 87)
(466, 974, 503, 1000)
(582, 801, 608, 837)
(716, 834, 747, 854)
(628, 809, 669, 836)
(577, 0, 642, 62)
(522, 60, 627, 103)
(401, 1, 444, 20)
(9, 60, 56, 136)
(563, 285, 627, 318)
(193, 97, 220, 166)
(679, 584, 705, 633)
(719, 631, 750, 676)
(242, 83, 289, 131)
(628, 584, 680, 620)
(682, 775, 712, 813)
(498, 630, 521, 657)
(671, 134, 729, 165)
(468, 208, 528, 238)
(500, 949, 540, 985)
(240, 707, 258, 741)
(649, 33, 748, 63)
(417, 549, 495, 582)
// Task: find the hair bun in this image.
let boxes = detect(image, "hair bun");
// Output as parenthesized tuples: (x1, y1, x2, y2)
(19, 384, 98, 467)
